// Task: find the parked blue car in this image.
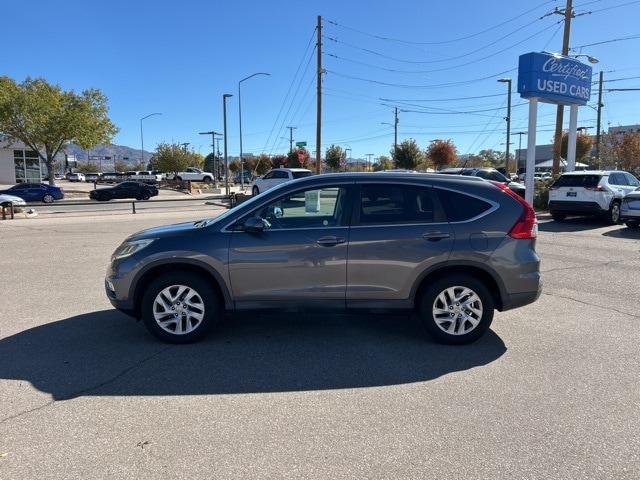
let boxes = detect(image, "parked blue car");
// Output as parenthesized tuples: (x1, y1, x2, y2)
(0, 183, 65, 203)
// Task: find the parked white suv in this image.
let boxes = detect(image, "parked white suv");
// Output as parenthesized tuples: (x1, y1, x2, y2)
(251, 168, 313, 195)
(548, 170, 640, 224)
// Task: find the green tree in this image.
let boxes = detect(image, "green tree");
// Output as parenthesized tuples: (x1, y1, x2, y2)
(153, 142, 199, 175)
(427, 139, 457, 170)
(476, 149, 503, 168)
(253, 153, 272, 175)
(394, 139, 424, 170)
(325, 144, 344, 172)
(0, 76, 119, 185)
(374, 155, 392, 171)
(598, 132, 620, 169)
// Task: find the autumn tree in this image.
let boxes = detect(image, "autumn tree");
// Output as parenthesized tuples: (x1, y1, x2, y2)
(325, 144, 344, 172)
(426, 139, 457, 171)
(615, 131, 640, 173)
(556, 131, 595, 164)
(271, 154, 288, 169)
(0, 76, 118, 185)
(287, 148, 310, 168)
(394, 139, 424, 170)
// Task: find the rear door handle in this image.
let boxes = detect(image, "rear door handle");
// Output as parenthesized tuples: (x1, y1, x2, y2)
(422, 231, 451, 241)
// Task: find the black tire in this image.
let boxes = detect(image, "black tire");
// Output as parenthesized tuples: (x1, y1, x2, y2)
(203, 176, 212, 183)
(138, 191, 151, 201)
(42, 194, 55, 204)
(99, 192, 112, 202)
(418, 274, 494, 345)
(141, 272, 219, 344)
(252, 186, 260, 196)
(551, 213, 566, 222)
(603, 201, 621, 225)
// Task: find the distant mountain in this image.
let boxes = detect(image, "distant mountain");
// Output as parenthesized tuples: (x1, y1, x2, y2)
(65, 144, 148, 167)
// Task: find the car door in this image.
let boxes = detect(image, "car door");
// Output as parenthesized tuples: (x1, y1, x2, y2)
(113, 183, 136, 199)
(227, 184, 350, 309)
(346, 182, 455, 307)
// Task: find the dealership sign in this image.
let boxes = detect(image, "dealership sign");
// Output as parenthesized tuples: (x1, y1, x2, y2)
(517, 52, 592, 105)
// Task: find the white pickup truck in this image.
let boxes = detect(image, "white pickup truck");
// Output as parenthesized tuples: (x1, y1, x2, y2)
(125, 171, 164, 183)
(166, 167, 214, 183)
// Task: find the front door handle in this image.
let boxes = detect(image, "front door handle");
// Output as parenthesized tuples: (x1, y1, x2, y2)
(317, 236, 346, 246)
(422, 231, 451, 241)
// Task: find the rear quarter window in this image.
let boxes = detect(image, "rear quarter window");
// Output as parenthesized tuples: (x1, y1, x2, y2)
(435, 188, 493, 222)
(292, 171, 314, 179)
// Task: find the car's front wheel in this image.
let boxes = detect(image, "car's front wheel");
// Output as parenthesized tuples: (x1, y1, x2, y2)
(252, 186, 260, 196)
(42, 194, 55, 203)
(99, 192, 112, 201)
(141, 273, 219, 343)
(418, 275, 494, 345)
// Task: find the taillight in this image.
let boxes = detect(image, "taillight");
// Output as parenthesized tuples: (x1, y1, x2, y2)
(489, 181, 538, 239)
(584, 185, 605, 191)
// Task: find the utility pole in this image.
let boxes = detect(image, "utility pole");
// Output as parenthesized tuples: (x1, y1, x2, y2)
(595, 70, 603, 167)
(316, 15, 323, 174)
(366, 153, 374, 171)
(394, 107, 399, 161)
(286, 126, 297, 153)
(552, 0, 574, 175)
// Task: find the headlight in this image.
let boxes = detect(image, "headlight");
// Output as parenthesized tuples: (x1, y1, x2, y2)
(111, 238, 156, 261)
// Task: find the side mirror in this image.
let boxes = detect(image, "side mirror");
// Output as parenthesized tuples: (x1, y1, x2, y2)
(243, 216, 267, 232)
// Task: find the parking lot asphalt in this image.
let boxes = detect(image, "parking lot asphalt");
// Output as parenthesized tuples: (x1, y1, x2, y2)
(1, 210, 639, 479)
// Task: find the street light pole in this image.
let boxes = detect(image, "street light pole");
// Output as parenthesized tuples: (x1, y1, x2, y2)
(513, 131, 528, 174)
(200, 131, 221, 187)
(223, 94, 233, 196)
(140, 113, 162, 166)
(239, 72, 270, 190)
(498, 78, 512, 177)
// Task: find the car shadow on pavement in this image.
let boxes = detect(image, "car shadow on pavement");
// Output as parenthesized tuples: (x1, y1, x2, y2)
(0, 310, 506, 401)
(537, 216, 617, 233)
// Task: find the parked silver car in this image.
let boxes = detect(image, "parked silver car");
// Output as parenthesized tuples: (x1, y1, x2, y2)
(105, 173, 541, 345)
(620, 187, 640, 228)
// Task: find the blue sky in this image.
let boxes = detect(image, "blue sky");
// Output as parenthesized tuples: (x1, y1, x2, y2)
(5, 0, 640, 162)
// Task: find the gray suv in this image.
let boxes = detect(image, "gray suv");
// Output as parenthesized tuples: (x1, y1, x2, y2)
(105, 173, 541, 345)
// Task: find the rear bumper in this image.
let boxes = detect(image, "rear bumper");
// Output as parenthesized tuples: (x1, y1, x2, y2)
(548, 200, 605, 215)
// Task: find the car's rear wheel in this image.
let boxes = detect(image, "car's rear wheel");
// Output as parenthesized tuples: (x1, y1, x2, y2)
(99, 192, 111, 201)
(603, 201, 621, 225)
(141, 273, 219, 344)
(138, 191, 151, 201)
(418, 275, 494, 345)
(42, 194, 55, 203)
(551, 213, 566, 221)
(252, 186, 260, 196)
